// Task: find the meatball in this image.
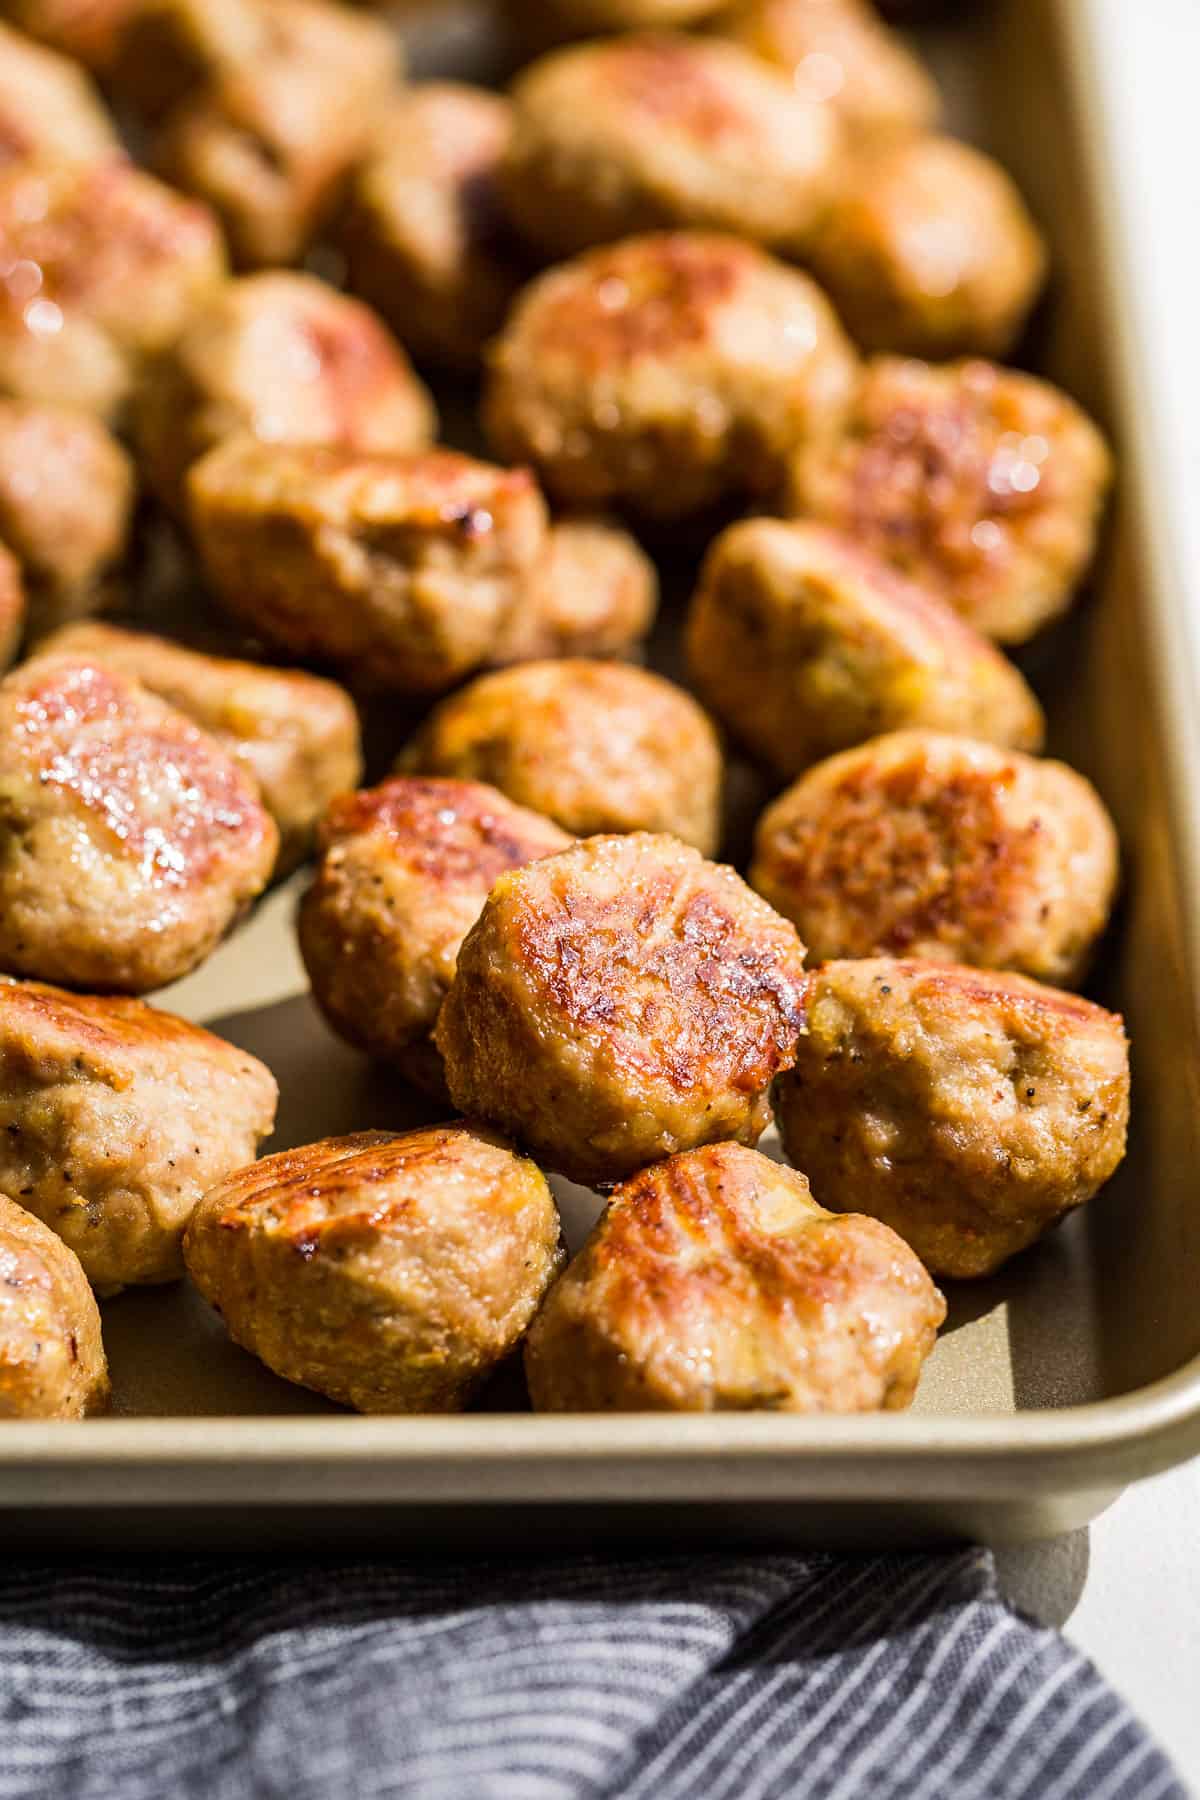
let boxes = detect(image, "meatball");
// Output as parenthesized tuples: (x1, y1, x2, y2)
(774, 957, 1130, 1278)
(0, 157, 226, 424)
(38, 622, 363, 872)
(134, 271, 435, 516)
(501, 35, 841, 261)
(342, 82, 520, 370)
(435, 833, 809, 1186)
(751, 729, 1118, 985)
(686, 519, 1044, 779)
(806, 134, 1045, 359)
(713, 0, 938, 141)
(525, 1142, 943, 1411)
(298, 776, 570, 1093)
(0, 19, 119, 164)
(401, 660, 722, 852)
(0, 1193, 108, 1417)
(146, 0, 400, 268)
(0, 401, 134, 638)
(789, 357, 1113, 643)
(0, 0, 139, 72)
(184, 1124, 564, 1413)
(491, 515, 658, 665)
(485, 232, 858, 518)
(188, 439, 548, 695)
(0, 655, 279, 992)
(0, 976, 277, 1289)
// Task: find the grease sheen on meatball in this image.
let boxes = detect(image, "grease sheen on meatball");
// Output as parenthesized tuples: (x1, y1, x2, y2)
(485, 231, 858, 519)
(298, 776, 570, 1091)
(525, 1141, 944, 1412)
(343, 82, 520, 370)
(39, 622, 362, 872)
(501, 34, 842, 260)
(751, 729, 1118, 986)
(189, 439, 549, 695)
(790, 356, 1112, 644)
(135, 271, 435, 515)
(401, 659, 722, 853)
(184, 1124, 564, 1413)
(435, 833, 809, 1187)
(0, 976, 276, 1290)
(0, 1193, 109, 1417)
(687, 519, 1044, 777)
(775, 958, 1130, 1277)
(0, 656, 278, 993)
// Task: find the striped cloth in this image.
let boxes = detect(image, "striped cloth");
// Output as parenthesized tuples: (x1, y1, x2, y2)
(0, 1548, 1183, 1800)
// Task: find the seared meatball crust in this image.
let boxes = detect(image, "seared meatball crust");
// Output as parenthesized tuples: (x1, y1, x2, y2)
(0, 656, 278, 993)
(0, 402, 135, 639)
(712, 0, 938, 141)
(0, 157, 225, 425)
(435, 833, 809, 1187)
(790, 356, 1112, 645)
(0, 1193, 109, 1417)
(184, 1124, 564, 1413)
(342, 82, 520, 370)
(492, 515, 658, 665)
(751, 730, 1118, 986)
(807, 134, 1045, 360)
(526, 1142, 943, 1412)
(41, 622, 363, 872)
(775, 958, 1130, 1278)
(484, 231, 858, 519)
(0, 977, 276, 1290)
(686, 519, 1044, 779)
(501, 34, 841, 260)
(401, 659, 722, 854)
(0, 19, 119, 166)
(135, 271, 435, 517)
(188, 440, 548, 696)
(298, 775, 570, 1082)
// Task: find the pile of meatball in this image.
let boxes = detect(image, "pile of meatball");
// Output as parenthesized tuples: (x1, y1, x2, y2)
(0, 0, 1128, 1424)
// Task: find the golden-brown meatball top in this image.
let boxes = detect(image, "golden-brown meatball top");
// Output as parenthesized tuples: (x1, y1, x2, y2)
(435, 833, 809, 1186)
(525, 1141, 944, 1412)
(0, 1192, 109, 1417)
(775, 957, 1130, 1277)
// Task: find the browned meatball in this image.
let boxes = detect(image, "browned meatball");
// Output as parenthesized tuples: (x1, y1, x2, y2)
(188, 439, 548, 696)
(751, 730, 1118, 986)
(146, 0, 400, 268)
(38, 622, 363, 871)
(485, 232, 858, 518)
(1, 0, 139, 72)
(134, 272, 435, 516)
(525, 1142, 943, 1411)
(712, 0, 938, 140)
(502, 35, 841, 261)
(401, 660, 722, 853)
(790, 357, 1113, 643)
(0, 655, 279, 992)
(184, 1124, 564, 1412)
(342, 82, 520, 371)
(775, 957, 1130, 1278)
(491, 515, 658, 665)
(0, 157, 226, 424)
(435, 833, 809, 1186)
(686, 519, 1044, 778)
(298, 776, 570, 1093)
(0, 976, 277, 1289)
(0, 20, 119, 164)
(807, 134, 1045, 359)
(0, 401, 134, 638)
(0, 1193, 108, 1416)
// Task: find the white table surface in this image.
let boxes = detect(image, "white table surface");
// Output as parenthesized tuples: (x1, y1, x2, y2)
(995, 1460, 1200, 1790)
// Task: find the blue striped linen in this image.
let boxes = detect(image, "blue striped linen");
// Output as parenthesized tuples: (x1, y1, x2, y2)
(0, 1547, 1183, 1799)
